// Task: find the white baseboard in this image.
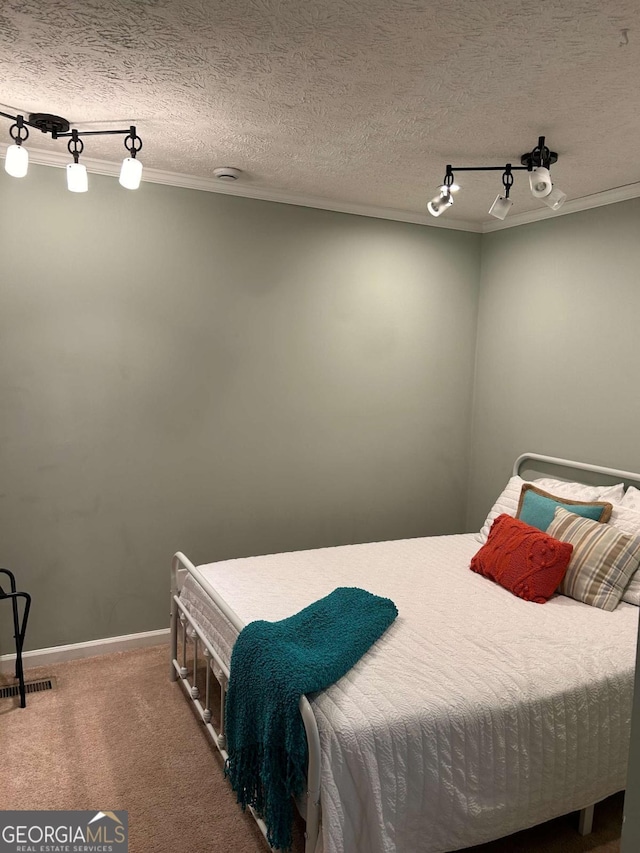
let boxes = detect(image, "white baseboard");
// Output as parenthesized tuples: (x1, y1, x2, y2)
(0, 628, 170, 673)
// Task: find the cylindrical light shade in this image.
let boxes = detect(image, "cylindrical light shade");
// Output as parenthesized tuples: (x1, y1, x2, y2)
(427, 190, 453, 217)
(119, 157, 143, 190)
(488, 194, 513, 221)
(529, 166, 552, 198)
(542, 186, 567, 211)
(66, 162, 88, 193)
(5, 144, 29, 178)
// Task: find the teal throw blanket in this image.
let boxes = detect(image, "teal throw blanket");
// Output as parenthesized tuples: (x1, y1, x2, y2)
(224, 586, 398, 850)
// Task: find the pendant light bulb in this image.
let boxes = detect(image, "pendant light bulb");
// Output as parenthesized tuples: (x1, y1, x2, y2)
(119, 156, 143, 190)
(5, 144, 29, 178)
(66, 162, 88, 193)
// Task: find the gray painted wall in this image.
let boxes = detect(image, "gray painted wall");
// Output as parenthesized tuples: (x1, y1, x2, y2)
(467, 198, 640, 531)
(0, 164, 480, 652)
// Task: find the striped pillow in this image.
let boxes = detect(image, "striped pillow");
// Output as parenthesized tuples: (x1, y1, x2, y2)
(547, 507, 640, 611)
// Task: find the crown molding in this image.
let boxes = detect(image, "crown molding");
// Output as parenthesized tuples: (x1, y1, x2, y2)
(140, 165, 484, 232)
(481, 182, 640, 232)
(0, 144, 481, 232)
(3, 144, 639, 234)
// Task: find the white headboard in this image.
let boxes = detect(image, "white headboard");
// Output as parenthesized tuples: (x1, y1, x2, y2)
(514, 452, 640, 489)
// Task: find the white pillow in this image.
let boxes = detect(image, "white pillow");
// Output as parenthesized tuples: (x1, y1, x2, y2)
(609, 504, 640, 538)
(477, 476, 626, 544)
(621, 485, 640, 512)
(608, 504, 640, 605)
(532, 477, 625, 503)
(477, 476, 525, 543)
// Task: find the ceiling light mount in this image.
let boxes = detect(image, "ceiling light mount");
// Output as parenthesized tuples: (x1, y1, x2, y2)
(502, 164, 514, 198)
(1, 107, 144, 191)
(67, 130, 84, 163)
(124, 127, 142, 159)
(9, 114, 29, 145)
(28, 113, 70, 137)
(520, 136, 558, 171)
(428, 135, 566, 220)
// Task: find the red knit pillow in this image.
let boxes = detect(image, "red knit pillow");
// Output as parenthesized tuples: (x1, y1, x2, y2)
(470, 513, 573, 603)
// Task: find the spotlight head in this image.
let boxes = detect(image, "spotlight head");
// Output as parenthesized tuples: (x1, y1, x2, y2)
(542, 186, 567, 211)
(427, 189, 453, 217)
(529, 166, 552, 198)
(66, 162, 88, 193)
(5, 115, 30, 177)
(488, 195, 513, 220)
(119, 157, 143, 190)
(4, 144, 29, 178)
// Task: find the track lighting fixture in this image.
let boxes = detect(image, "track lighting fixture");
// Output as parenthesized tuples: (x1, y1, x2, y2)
(66, 130, 88, 193)
(428, 136, 566, 219)
(4, 114, 29, 178)
(427, 166, 456, 216)
(427, 189, 454, 217)
(1, 109, 143, 192)
(119, 128, 143, 189)
(488, 165, 514, 220)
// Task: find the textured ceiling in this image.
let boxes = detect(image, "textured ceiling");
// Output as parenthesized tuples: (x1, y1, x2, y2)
(1, 0, 639, 226)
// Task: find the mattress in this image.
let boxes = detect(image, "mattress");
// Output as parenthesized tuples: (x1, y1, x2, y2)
(179, 533, 638, 853)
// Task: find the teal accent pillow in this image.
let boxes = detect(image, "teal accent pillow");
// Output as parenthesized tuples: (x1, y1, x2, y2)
(516, 484, 613, 532)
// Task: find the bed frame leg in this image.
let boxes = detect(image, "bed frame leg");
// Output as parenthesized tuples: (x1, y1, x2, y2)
(218, 674, 227, 750)
(202, 647, 212, 722)
(191, 636, 200, 699)
(578, 804, 594, 835)
(170, 594, 178, 682)
(179, 613, 188, 678)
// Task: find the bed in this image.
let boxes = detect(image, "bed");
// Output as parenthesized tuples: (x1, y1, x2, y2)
(169, 452, 640, 853)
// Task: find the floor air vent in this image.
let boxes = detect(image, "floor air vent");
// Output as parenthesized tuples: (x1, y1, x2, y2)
(0, 677, 55, 699)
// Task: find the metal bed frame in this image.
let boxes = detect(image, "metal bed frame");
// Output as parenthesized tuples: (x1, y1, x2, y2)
(170, 552, 321, 852)
(170, 452, 640, 851)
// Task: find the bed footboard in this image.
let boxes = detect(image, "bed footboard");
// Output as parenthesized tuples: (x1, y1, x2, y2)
(170, 551, 322, 853)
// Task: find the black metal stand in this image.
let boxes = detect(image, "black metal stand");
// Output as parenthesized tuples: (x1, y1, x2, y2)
(0, 569, 31, 708)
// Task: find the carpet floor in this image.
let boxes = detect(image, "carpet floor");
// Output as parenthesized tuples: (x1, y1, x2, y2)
(0, 644, 623, 853)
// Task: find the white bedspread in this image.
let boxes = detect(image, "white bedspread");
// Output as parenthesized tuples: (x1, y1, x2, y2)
(179, 533, 638, 853)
